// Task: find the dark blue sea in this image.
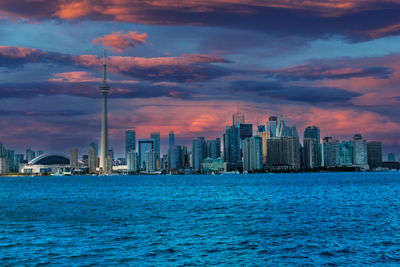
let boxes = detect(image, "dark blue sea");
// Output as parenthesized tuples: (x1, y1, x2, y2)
(1, 172, 400, 266)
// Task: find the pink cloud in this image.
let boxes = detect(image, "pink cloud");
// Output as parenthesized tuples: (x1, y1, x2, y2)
(92, 31, 148, 52)
(48, 71, 102, 82)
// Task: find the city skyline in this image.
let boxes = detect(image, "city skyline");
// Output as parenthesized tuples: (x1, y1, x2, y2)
(0, 1, 400, 155)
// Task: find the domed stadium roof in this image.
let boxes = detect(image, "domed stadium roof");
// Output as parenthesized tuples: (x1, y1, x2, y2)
(28, 153, 70, 165)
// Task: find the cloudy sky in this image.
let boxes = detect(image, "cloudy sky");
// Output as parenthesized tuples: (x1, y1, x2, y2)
(1, 0, 400, 157)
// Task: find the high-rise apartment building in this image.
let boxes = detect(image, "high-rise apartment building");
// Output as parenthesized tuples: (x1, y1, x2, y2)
(367, 141, 382, 169)
(138, 139, 155, 170)
(206, 138, 221, 159)
(150, 132, 160, 169)
(192, 137, 206, 171)
(224, 125, 241, 164)
(353, 134, 368, 168)
(88, 146, 97, 173)
(145, 150, 156, 172)
(125, 130, 136, 156)
(323, 137, 340, 168)
(242, 136, 263, 172)
(339, 140, 353, 166)
(70, 147, 79, 169)
(304, 126, 321, 167)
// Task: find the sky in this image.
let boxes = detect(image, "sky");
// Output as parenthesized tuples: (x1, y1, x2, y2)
(1, 0, 400, 157)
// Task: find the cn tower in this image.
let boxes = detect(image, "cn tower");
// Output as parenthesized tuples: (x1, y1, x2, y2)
(99, 50, 110, 172)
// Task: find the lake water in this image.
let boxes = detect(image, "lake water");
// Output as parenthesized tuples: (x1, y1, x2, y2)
(1, 172, 400, 265)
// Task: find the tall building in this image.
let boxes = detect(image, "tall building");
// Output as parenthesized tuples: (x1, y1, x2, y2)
(192, 137, 206, 171)
(105, 155, 113, 174)
(232, 108, 245, 125)
(6, 149, 15, 172)
(127, 150, 138, 173)
(0, 157, 10, 175)
(90, 142, 98, 156)
(70, 147, 79, 169)
(170, 145, 184, 170)
(224, 125, 241, 164)
(206, 138, 221, 159)
(303, 138, 318, 169)
(258, 130, 270, 166)
(258, 125, 266, 133)
(0, 143, 5, 157)
(88, 146, 97, 173)
(323, 137, 340, 168)
(353, 134, 368, 168)
(15, 154, 24, 172)
(138, 139, 155, 170)
(150, 132, 160, 169)
(238, 124, 253, 140)
(367, 141, 383, 169)
(168, 131, 175, 169)
(242, 136, 263, 172)
(388, 153, 396, 162)
(304, 126, 321, 167)
(26, 149, 35, 162)
(266, 136, 300, 170)
(145, 150, 156, 172)
(267, 116, 278, 137)
(99, 50, 111, 173)
(125, 130, 136, 157)
(339, 140, 353, 166)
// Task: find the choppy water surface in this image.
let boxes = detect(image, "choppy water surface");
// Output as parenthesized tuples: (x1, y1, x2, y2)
(1, 172, 400, 265)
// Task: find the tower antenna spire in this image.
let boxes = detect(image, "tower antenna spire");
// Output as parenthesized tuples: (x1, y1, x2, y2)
(103, 49, 107, 82)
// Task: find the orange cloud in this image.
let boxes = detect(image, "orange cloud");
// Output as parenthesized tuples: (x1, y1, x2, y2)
(92, 31, 148, 52)
(49, 71, 102, 82)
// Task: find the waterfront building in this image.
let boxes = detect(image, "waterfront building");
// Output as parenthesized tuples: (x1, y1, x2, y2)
(15, 154, 24, 172)
(150, 132, 161, 169)
(99, 50, 111, 174)
(6, 149, 15, 172)
(266, 136, 300, 170)
(105, 155, 113, 174)
(323, 137, 340, 168)
(304, 126, 321, 167)
(138, 139, 155, 170)
(353, 134, 368, 169)
(206, 138, 221, 159)
(223, 125, 241, 164)
(201, 157, 224, 174)
(257, 130, 270, 166)
(145, 150, 156, 172)
(170, 145, 184, 170)
(108, 148, 114, 161)
(125, 130, 136, 156)
(168, 131, 175, 169)
(0, 157, 10, 175)
(242, 136, 263, 172)
(192, 137, 206, 171)
(70, 147, 79, 169)
(26, 149, 35, 162)
(88, 146, 97, 173)
(303, 137, 318, 169)
(388, 153, 396, 162)
(367, 141, 383, 169)
(339, 140, 353, 166)
(126, 150, 139, 173)
(20, 153, 70, 174)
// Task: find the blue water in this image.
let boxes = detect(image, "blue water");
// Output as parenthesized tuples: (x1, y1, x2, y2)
(1, 173, 400, 265)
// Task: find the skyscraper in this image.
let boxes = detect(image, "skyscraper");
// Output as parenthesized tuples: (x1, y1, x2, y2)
(367, 141, 382, 169)
(145, 150, 156, 172)
(323, 137, 340, 168)
(303, 137, 318, 169)
(267, 116, 278, 137)
(125, 130, 136, 157)
(26, 148, 35, 162)
(88, 146, 97, 173)
(206, 138, 221, 159)
(388, 153, 396, 162)
(224, 125, 241, 164)
(170, 145, 184, 170)
(242, 136, 263, 172)
(6, 149, 15, 172)
(127, 150, 138, 173)
(99, 50, 111, 173)
(232, 107, 245, 125)
(339, 140, 353, 166)
(138, 139, 155, 170)
(257, 130, 270, 166)
(353, 134, 368, 168)
(192, 137, 206, 171)
(168, 131, 175, 169)
(266, 136, 300, 170)
(15, 154, 24, 172)
(304, 126, 321, 167)
(70, 147, 79, 169)
(90, 142, 98, 156)
(238, 124, 253, 140)
(150, 132, 160, 169)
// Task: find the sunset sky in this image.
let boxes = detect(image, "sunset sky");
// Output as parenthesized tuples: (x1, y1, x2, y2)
(1, 0, 400, 156)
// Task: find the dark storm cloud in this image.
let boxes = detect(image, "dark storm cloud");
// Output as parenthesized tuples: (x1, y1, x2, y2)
(0, 109, 87, 117)
(2, 1, 400, 41)
(0, 81, 192, 99)
(229, 80, 361, 103)
(265, 65, 393, 81)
